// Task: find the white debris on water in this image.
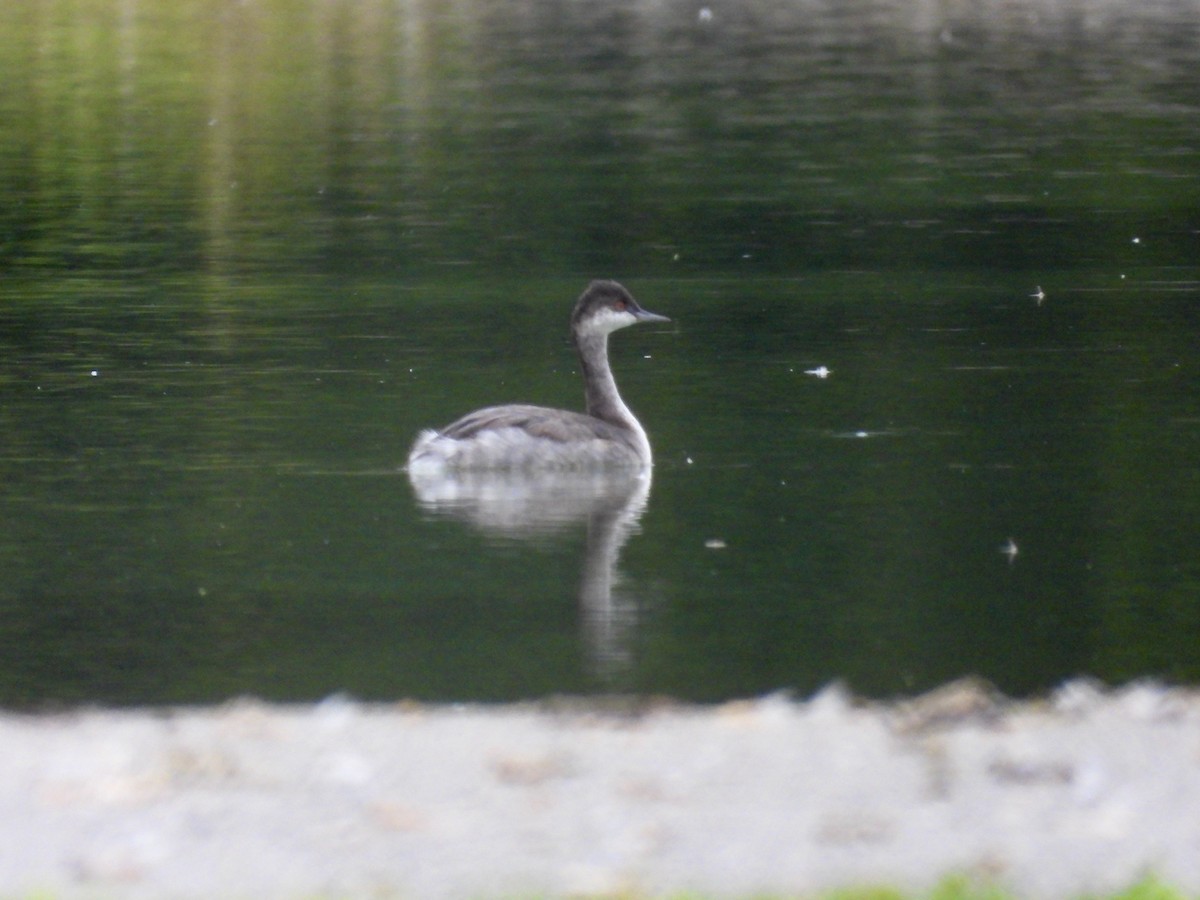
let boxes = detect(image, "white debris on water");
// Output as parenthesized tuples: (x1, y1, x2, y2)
(1001, 537, 1019, 562)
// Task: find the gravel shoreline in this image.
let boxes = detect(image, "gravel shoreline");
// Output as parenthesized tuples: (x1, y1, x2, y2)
(3, 679, 1198, 899)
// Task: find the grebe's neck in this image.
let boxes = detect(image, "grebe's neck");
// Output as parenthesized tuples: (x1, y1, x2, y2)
(576, 331, 627, 424)
(574, 330, 651, 463)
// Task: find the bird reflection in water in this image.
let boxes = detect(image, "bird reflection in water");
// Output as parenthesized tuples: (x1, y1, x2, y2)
(407, 466, 653, 681)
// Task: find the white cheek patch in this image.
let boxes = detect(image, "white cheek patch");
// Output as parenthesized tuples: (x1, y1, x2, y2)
(580, 307, 637, 337)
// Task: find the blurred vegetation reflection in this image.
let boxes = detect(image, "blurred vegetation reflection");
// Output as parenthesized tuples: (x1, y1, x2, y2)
(3, 0, 1197, 278)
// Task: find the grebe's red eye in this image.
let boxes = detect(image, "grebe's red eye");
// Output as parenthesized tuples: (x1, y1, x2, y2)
(614, 299, 627, 311)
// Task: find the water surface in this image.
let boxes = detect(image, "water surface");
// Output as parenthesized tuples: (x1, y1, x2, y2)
(1, 0, 1198, 705)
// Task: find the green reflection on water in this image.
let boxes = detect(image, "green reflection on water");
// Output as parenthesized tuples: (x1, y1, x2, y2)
(2, 0, 1196, 278)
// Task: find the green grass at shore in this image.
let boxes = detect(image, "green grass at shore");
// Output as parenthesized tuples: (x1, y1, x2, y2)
(822, 876, 1191, 900)
(500, 876, 1195, 900)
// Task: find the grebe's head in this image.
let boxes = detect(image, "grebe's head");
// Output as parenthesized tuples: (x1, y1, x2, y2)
(571, 280, 670, 339)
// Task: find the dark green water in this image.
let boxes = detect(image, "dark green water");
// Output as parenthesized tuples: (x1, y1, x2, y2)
(2, 0, 1198, 706)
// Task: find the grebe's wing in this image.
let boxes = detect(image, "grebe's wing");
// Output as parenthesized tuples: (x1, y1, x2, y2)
(436, 404, 626, 444)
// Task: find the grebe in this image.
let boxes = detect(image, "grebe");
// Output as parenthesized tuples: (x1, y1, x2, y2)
(406, 280, 669, 472)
